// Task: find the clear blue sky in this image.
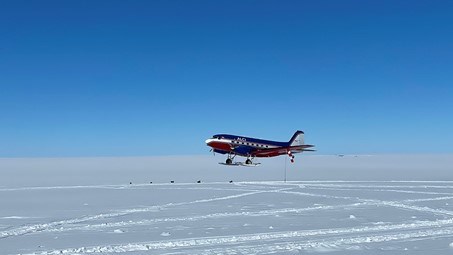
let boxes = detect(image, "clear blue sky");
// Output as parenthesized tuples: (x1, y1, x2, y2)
(1, 0, 452, 157)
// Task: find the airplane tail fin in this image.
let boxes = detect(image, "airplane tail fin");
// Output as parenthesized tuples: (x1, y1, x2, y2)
(288, 130, 304, 146)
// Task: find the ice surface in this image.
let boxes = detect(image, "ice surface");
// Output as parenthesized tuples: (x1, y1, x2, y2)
(1, 155, 453, 254)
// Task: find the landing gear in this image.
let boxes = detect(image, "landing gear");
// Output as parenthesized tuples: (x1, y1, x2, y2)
(226, 154, 235, 164)
(245, 156, 255, 165)
(221, 154, 259, 166)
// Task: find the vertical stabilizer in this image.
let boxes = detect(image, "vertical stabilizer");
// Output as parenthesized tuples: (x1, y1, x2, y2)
(289, 130, 304, 146)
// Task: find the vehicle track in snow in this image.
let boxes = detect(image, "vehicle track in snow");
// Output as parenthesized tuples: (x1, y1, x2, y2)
(240, 182, 453, 216)
(0, 186, 290, 239)
(4, 181, 453, 255)
(4, 182, 453, 239)
(21, 219, 453, 254)
(43, 202, 365, 233)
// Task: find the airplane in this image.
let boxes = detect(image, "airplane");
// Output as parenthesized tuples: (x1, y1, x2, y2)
(205, 130, 315, 166)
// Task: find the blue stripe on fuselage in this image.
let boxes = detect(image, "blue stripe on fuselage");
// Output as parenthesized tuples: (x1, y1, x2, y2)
(213, 134, 288, 147)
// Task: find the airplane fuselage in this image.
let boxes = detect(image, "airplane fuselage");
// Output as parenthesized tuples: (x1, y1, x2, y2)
(206, 131, 314, 165)
(206, 134, 288, 157)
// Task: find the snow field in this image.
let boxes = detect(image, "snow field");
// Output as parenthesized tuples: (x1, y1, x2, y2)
(2, 181, 453, 254)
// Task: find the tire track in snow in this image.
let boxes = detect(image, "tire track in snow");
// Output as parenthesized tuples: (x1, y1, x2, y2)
(246, 182, 453, 196)
(305, 185, 453, 196)
(17, 191, 453, 235)
(0, 185, 132, 192)
(245, 180, 453, 196)
(233, 184, 453, 218)
(235, 182, 365, 201)
(246, 182, 453, 216)
(304, 183, 453, 190)
(361, 199, 453, 217)
(21, 218, 453, 254)
(193, 228, 453, 255)
(44, 203, 364, 233)
(285, 190, 453, 216)
(404, 196, 453, 203)
(277, 190, 360, 201)
(238, 183, 453, 219)
(0, 183, 256, 192)
(0, 188, 278, 239)
(7, 182, 426, 240)
(6, 181, 453, 251)
(0, 182, 258, 192)
(265, 187, 453, 217)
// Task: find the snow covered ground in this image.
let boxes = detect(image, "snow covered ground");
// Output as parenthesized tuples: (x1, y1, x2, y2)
(1, 155, 453, 254)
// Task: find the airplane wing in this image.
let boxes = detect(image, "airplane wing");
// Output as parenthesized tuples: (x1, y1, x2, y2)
(251, 144, 315, 157)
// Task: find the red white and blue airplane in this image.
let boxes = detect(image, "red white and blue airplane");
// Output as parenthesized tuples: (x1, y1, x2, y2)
(205, 130, 315, 166)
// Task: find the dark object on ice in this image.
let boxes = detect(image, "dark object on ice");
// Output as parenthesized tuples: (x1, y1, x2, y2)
(149, 182, 153, 184)
(197, 180, 201, 183)
(170, 180, 174, 183)
(229, 180, 233, 183)
(129, 182, 132, 185)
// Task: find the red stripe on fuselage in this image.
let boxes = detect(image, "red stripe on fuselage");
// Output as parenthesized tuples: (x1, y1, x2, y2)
(252, 149, 288, 157)
(206, 141, 231, 152)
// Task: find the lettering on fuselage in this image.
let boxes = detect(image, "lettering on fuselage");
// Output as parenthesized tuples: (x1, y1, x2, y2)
(236, 137, 246, 142)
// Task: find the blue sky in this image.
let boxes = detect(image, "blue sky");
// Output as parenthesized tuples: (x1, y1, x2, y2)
(1, 0, 452, 157)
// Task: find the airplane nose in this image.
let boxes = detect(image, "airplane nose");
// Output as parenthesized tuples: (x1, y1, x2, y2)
(205, 139, 212, 145)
